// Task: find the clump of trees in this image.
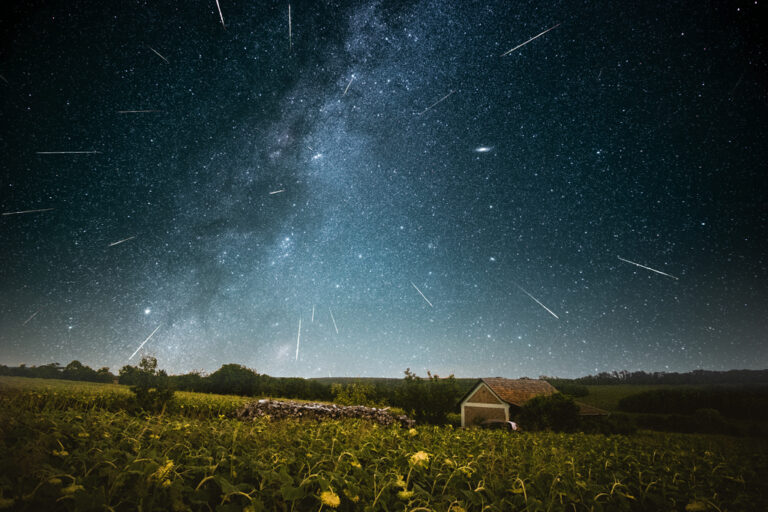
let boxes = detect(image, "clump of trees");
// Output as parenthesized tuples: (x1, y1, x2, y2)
(394, 369, 460, 424)
(0, 361, 114, 383)
(120, 356, 174, 412)
(517, 394, 581, 432)
(331, 382, 384, 408)
(617, 387, 768, 419)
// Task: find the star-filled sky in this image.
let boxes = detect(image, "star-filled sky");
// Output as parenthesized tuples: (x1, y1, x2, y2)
(1, 0, 766, 378)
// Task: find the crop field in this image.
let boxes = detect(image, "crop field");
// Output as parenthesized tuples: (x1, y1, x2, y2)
(1, 377, 767, 511)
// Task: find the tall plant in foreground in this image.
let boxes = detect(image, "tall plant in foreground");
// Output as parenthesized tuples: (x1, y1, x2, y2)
(127, 356, 174, 412)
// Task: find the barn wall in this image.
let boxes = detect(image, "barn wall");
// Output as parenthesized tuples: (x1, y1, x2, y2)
(467, 385, 502, 404)
(463, 405, 507, 426)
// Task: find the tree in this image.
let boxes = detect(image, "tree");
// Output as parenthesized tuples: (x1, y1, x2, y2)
(127, 356, 174, 412)
(517, 394, 580, 432)
(394, 369, 461, 424)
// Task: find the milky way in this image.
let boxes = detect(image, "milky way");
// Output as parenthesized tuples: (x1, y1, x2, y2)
(1, 0, 766, 377)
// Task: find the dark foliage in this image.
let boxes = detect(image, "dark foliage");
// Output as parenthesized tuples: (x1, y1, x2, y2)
(125, 356, 175, 413)
(617, 387, 768, 419)
(0, 361, 114, 383)
(580, 413, 638, 435)
(573, 369, 768, 386)
(394, 369, 461, 424)
(517, 394, 580, 432)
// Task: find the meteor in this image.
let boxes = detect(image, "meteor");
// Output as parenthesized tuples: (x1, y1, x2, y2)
(129, 325, 162, 360)
(617, 256, 679, 280)
(2, 208, 54, 216)
(295, 316, 302, 361)
(147, 46, 169, 63)
(215, 0, 226, 28)
(501, 23, 561, 57)
(515, 284, 559, 319)
(411, 281, 434, 308)
(417, 90, 455, 116)
(108, 236, 136, 247)
(329, 307, 339, 334)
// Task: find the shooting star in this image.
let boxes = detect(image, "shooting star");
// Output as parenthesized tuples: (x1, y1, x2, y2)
(500, 23, 561, 57)
(23, 310, 40, 325)
(36, 151, 100, 154)
(215, 0, 226, 28)
(343, 76, 354, 95)
(295, 316, 302, 361)
(0, 74, 8, 84)
(311, 305, 315, 323)
(617, 256, 679, 280)
(417, 90, 455, 116)
(329, 307, 339, 334)
(411, 281, 434, 308)
(117, 110, 161, 114)
(108, 236, 136, 247)
(515, 284, 559, 319)
(269, 189, 285, 195)
(2, 208, 54, 216)
(288, 4, 292, 50)
(129, 324, 162, 360)
(148, 46, 169, 63)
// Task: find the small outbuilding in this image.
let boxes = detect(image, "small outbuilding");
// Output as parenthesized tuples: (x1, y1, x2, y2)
(458, 377, 607, 427)
(459, 378, 557, 427)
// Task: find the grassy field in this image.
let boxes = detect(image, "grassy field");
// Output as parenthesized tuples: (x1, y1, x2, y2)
(577, 385, 695, 412)
(1, 377, 767, 511)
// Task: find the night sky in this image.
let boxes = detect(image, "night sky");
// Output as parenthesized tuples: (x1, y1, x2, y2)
(1, 1, 766, 378)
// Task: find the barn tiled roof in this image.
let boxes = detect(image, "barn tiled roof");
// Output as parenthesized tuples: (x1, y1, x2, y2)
(479, 378, 558, 406)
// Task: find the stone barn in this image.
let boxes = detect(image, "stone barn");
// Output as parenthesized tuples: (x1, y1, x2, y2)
(458, 378, 558, 427)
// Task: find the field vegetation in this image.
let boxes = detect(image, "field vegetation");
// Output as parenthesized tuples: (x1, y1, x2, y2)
(2, 376, 767, 511)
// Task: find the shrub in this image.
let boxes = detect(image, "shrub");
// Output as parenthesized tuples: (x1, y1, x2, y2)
(517, 394, 580, 432)
(127, 356, 174, 412)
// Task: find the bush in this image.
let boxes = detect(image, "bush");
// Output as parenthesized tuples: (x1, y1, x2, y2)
(127, 356, 174, 412)
(394, 369, 461, 424)
(581, 413, 637, 435)
(517, 394, 580, 432)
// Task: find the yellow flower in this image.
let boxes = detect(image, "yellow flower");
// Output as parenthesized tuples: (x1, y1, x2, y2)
(48, 478, 62, 486)
(409, 451, 430, 468)
(150, 460, 175, 483)
(350, 460, 362, 469)
(408, 428, 418, 437)
(397, 490, 414, 500)
(52, 449, 69, 457)
(162, 479, 172, 488)
(77, 432, 89, 438)
(61, 484, 84, 495)
(319, 490, 341, 508)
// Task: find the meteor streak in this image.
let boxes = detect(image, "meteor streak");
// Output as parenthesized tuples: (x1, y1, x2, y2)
(269, 189, 285, 195)
(129, 325, 162, 360)
(108, 236, 136, 247)
(617, 256, 679, 280)
(516, 284, 559, 319)
(148, 46, 169, 63)
(329, 307, 339, 334)
(215, 0, 226, 28)
(2, 208, 54, 216)
(311, 305, 315, 323)
(23, 310, 40, 325)
(411, 281, 434, 307)
(295, 316, 302, 361)
(417, 90, 455, 116)
(36, 151, 100, 154)
(343, 76, 354, 95)
(501, 23, 561, 56)
(117, 110, 161, 114)
(288, 4, 292, 50)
